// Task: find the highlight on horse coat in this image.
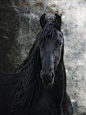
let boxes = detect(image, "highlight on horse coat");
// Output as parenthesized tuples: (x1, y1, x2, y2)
(11, 13, 73, 115)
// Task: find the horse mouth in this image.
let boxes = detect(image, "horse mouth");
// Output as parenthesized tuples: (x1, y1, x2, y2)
(40, 72, 55, 86)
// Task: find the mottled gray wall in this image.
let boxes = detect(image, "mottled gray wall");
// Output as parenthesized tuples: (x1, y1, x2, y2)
(0, 0, 86, 114)
(0, 0, 31, 73)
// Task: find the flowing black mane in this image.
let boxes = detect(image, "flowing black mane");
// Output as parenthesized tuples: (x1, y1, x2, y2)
(11, 36, 42, 114)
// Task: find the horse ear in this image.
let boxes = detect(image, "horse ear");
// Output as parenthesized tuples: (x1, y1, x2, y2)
(40, 14, 47, 28)
(55, 13, 62, 30)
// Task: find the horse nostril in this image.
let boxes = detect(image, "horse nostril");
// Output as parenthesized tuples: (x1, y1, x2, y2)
(40, 70, 42, 74)
(51, 72, 54, 78)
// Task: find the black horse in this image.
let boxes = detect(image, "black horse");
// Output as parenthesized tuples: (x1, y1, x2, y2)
(10, 14, 73, 115)
(0, 13, 73, 115)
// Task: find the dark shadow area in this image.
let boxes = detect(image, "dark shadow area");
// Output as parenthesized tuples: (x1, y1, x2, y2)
(0, 4, 20, 74)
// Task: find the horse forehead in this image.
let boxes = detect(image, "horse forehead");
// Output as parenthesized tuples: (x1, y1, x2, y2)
(44, 40, 55, 51)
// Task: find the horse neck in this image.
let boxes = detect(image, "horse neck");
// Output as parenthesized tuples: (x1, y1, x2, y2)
(51, 59, 66, 105)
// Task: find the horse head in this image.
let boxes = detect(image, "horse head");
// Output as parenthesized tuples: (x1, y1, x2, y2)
(39, 13, 63, 86)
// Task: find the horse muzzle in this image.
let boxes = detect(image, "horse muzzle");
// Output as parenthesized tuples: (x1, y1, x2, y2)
(40, 71, 55, 86)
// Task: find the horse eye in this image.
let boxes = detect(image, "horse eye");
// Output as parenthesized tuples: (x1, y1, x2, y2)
(58, 42, 62, 47)
(60, 33, 62, 37)
(62, 32, 63, 36)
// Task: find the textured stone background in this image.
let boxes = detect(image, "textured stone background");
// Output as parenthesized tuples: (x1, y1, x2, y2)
(0, 0, 86, 114)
